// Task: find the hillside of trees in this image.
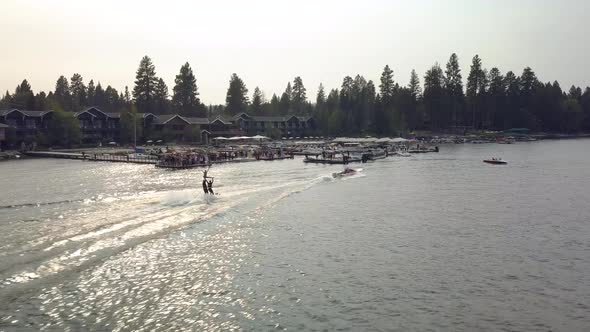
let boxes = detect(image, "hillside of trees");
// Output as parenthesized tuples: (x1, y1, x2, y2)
(2, 53, 590, 136)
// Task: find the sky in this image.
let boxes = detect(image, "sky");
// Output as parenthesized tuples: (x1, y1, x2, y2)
(1, 0, 589, 105)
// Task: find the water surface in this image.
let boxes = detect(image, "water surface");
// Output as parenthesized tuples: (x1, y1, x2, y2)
(0, 140, 589, 331)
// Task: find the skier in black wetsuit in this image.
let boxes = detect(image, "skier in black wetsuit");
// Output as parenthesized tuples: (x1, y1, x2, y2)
(202, 179, 209, 194)
(207, 178, 215, 195)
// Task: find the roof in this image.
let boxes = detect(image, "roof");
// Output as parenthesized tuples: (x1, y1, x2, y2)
(232, 112, 253, 121)
(0, 109, 19, 117)
(153, 114, 200, 125)
(0, 109, 53, 117)
(210, 117, 233, 125)
(22, 110, 53, 117)
(81, 106, 110, 117)
(250, 116, 287, 122)
(105, 112, 121, 119)
(231, 114, 314, 122)
(183, 117, 209, 125)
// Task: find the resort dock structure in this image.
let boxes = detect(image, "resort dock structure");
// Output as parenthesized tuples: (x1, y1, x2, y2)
(25, 151, 158, 164)
(303, 156, 361, 164)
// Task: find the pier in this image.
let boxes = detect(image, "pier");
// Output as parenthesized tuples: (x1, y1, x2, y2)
(25, 151, 158, 164)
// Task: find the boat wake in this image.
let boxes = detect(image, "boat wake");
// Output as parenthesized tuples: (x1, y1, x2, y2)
(0, 169, 333, 296)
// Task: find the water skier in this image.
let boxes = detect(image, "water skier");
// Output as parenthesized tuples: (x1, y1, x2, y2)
(207, 178, 215, 195)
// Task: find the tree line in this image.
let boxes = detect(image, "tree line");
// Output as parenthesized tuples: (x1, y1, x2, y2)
(2, 53, 590, 136)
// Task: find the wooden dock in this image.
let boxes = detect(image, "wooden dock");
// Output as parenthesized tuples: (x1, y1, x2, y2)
(303, 156, 361, 164)
(25, 151, 158, 164)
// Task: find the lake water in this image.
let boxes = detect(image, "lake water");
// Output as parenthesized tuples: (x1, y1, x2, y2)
(0, 139, 589, 331)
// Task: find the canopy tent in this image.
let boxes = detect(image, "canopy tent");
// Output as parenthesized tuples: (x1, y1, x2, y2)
(333, 137, 378, 143)
(375, 138, 392, 143)
(391, 137, 408, 143)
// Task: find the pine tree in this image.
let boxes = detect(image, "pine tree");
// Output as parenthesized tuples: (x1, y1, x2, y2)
(95, 82, 106, 108)
(568, 86, 582, 100)
(269, 93, 281, 115)
(520, 67, 538, 97)
(54, 76, 72, 111)
(124, 86, 131, 105)
(487, 67, 505, 129)
(279, 82, 292, 115)
(35, 92, 47, 112)
(250, 87, 264, 114)
(503, 71, 521, 128)
(11, 79, 35, 110)
(408, 69, 422, 100)
(379, 65, 394, 105)
(423, 63, 445, 129)
(70, 73, 87, 111)
(133, 56, 159, 113)
(292, 76, 307, 114)
(225, 73, 249, 115)
(284, 82, 292, 100)
(444, 53, 464, 127)
(87, 80, 96, 106)
(466, 55, 486, 128)
(154, 78, 170, 113)
(1, 90, 11, 109)
(316, 83, 326, 106)
(172, 62, 201, 116)
(104, 85, 120, 111)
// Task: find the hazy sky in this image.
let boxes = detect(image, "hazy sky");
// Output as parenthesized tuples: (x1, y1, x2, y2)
(1, 0, 589, 105)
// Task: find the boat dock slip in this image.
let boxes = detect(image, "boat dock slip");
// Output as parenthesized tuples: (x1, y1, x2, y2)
(303, 156, 361, 164)
(25, 151, 158, 164)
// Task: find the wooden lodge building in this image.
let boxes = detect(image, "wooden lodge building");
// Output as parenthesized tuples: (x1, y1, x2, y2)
(0, 107, 315, 147)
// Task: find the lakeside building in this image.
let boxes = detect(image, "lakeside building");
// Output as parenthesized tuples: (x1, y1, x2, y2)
(0, 109, 54, 145)
(0, 123, 9, 149)
(0, 107, 316, 146)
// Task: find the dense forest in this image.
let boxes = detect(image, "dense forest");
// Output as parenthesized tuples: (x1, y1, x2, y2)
(2, 54, 590, 136)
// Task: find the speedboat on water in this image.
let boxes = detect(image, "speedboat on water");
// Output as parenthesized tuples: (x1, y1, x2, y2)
(332, 167, 358, 178)
(393, 151, 411, 157)
(483, 158, 507, 165)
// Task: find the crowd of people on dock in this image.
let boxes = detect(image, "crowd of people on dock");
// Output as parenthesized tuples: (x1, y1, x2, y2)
(253, 148, 289, 160)
(158, 152, 210, 167)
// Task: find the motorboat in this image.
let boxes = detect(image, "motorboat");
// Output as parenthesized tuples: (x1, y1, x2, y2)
(392, 151, 411, 157)
(332, 167, 358, 178)
(483, 158, 507, 165)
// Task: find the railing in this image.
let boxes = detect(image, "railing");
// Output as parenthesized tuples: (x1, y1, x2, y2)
(85, 153, 158, 164)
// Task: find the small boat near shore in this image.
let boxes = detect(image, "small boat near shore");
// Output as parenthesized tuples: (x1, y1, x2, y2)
(483, 158, 507, 165)
(391, 151, 411, 157)
(332, 167, 359, 178)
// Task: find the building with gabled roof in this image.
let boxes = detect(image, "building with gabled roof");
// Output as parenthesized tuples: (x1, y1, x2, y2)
(0, 107, 316, 146)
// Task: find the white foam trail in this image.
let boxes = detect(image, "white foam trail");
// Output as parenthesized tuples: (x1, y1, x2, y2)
(0, 169, 337, 290)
